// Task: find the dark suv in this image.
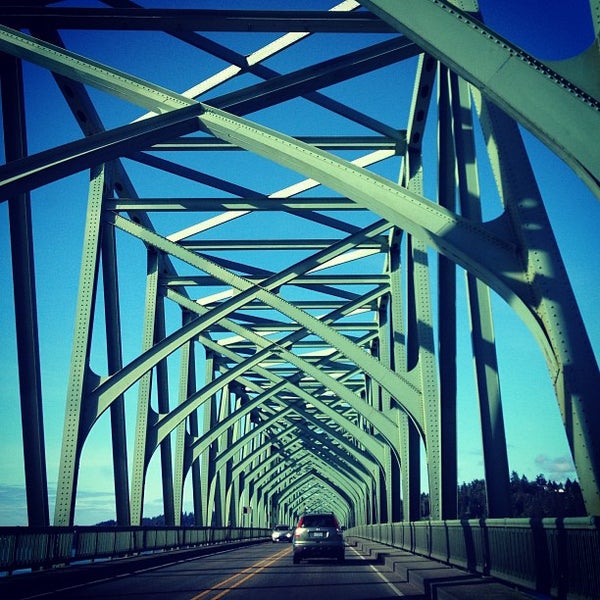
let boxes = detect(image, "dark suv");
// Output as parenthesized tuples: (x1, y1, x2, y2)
(292, 512, 345, 564)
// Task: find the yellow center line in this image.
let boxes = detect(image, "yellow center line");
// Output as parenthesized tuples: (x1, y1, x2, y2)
(190, 546, 290, 600)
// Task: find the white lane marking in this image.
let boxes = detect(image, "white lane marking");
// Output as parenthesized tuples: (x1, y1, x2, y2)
(350, 546, 405, 597)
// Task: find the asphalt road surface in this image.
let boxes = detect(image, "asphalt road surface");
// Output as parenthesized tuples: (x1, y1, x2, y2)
(12, 541, 427, 599)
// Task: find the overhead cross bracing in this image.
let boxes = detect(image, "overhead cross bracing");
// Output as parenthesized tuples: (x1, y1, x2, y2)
(0, 0, 598, 529)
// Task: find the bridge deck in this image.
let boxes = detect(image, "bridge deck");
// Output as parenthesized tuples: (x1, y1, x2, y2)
(0, 539, 532, 600)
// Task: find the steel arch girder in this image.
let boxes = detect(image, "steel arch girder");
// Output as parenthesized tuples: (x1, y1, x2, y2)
(234, 397, 379, 485)
(230, 426, 369, 509)
(262, 454, 361, 512)
(277, 424, 375, 487)
(193, 333, 389, 467)
(168, 283, 398, 449)
(0, 25, 590, 331)
(84, 216, 405, 451)
(1, 25, 538, 383)
(247, 448, 307, 494)
(192, 347, 387, 476)
(96, 217, 402, 457)
(358, 0, 600, 195)
(212, 409, 296, 475)
(274, 467, 357, 516)
(292, 438, 372, 499)
(281, 404, 380, 479)
(254, 450, 363, 508)
(5, 21, 598, 510)
(0, 24, 530, 320)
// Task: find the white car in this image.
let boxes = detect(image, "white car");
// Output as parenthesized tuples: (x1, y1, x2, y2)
(271, 524, 293, 542)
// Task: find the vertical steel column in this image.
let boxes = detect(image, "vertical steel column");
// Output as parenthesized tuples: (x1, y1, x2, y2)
(130, 248, 160, 525)
(378, 294, 402, 521)
(237, 410, 252, 527)
(54, 164, 105, 525)
(364, 374, 381, 524)
(404, 163, 441, 520)
(182, 309, 201, 524)
(475, 91, 600, 515)
(437, 64, 458, 520)
(389, 229, 421, 521)
(186, 332, 202, 524)
(101, 216, 131, 525)
(369, 338, 386, 524)
(400, 53, 445, 520)
(229, 395, 246, 526)
(217, 384, 233, 526)
(398, 410, 421, 521)
(1, 54, 49, 527)
(200, 351, 217, 526)
(207, 384, 225, 527)
(173, 311, 187, 526)
(173, 309, 197, 525)
(154, 295, 175, 525)
(451, 75, 510, 517)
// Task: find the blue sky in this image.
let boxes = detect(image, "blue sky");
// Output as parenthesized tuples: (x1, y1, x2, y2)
(0, 1, 598, 525)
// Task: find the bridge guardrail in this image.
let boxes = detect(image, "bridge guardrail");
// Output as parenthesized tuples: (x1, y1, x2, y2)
(347, 517, 600, 600)
(0, 526, 270, 574)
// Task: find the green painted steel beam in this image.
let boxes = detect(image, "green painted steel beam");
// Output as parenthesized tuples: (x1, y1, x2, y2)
(187, 383, 289, 468)
(0, 8, 397, 33)
(164, 275, 389, 286)
(450, 73, 511, 518)
(1, 53, 50, 528)
(264, 453, 361, 510)
(275, 468, 355, 516)
(54, 166, 105, 526)
(288, 422, 374, 483)
(212, 411, 295, 475)
(4, 4, 597, 527)
(129, 249, 162, 526)
(201, 301, 378, 312)
(179, 240, 385, 251)
(92, 215, 418, 440)
(207, 36, 419, 117)
(149, 135, 404, 151)
(0, 107, 206, 200)
(158, 286, 388, 444)
(284, 413, 377, 480)
(473, 91, 600, 515)
(105, 197, 368, 212)
(213, 322, 379, 333)
(436, 63, 458, 521)
(359, 0, 600, 194)
(193, 331, 388, 466)
(0, 25, 528, 339)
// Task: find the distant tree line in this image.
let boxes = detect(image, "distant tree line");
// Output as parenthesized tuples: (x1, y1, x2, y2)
(421, 471, 586, 519)
(96, 512, 197, 527)
(96, 472, 586, 526)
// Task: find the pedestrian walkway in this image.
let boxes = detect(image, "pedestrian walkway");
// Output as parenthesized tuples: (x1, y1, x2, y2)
(346, 537, 541, 599)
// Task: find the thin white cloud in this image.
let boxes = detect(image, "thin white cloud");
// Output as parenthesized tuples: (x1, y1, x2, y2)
(533, 454, 576, 481)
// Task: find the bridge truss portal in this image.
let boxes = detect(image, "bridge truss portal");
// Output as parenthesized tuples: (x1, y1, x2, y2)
(1, 0, 599, 528)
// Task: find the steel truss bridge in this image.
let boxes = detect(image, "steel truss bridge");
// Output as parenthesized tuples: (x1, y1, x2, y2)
(1, 0, 599, 544)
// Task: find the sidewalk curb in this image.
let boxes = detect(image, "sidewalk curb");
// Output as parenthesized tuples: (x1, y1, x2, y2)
(347, 537, 537, 599)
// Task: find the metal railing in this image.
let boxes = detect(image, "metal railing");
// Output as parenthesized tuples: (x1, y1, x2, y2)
(348, 517, 600, 599)
(0, 525, 270, 574)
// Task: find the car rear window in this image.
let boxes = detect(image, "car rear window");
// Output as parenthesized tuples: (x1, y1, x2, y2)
(300, 514, 338, 528)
